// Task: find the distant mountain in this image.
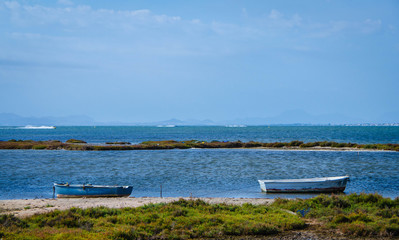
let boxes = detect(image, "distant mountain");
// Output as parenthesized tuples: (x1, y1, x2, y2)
(0, 114, 217, 126)
(0, 113, 95, 126)
(134, 118, 217, 126)
(1, 111, 397, 126)
(227, 110, 365, 125)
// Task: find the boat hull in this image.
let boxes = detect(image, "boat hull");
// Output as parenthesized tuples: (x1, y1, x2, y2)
(258, 176, 349, 193)
(54, 184, 133, 198)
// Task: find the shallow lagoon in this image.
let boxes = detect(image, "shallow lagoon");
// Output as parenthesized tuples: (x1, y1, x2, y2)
(1, 149, 398, 199)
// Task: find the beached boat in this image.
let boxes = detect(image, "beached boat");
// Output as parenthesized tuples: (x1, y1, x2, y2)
(53, 183, 133, 198)
(258, 176, 349, 193)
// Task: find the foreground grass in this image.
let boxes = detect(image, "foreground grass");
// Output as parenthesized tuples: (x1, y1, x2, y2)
(0, 199, 305, 239)
(1, 139, 399, 151)
(1, 194, 398, 239)
(272, 193, 399, 237)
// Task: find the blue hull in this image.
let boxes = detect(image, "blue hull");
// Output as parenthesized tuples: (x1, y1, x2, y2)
(54, 184, 133, 198)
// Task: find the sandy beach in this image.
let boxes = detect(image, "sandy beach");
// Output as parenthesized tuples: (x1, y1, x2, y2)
(0, 197, 274, 218)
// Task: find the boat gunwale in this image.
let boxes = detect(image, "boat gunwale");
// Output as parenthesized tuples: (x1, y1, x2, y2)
(56, 194, 131, 198)
(258, 175, 349, 183)
(53, 184, 132, 189)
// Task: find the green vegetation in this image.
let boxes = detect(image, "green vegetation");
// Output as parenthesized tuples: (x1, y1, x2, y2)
(0, 199, 305, 239)
(1, 139, 399, 151)
(66, 139, 87, 144)
(105, 142, 131, 145)
(272, 193, 399, 237)
(0, 140, 65, 150)
(1, 194, 398, 239)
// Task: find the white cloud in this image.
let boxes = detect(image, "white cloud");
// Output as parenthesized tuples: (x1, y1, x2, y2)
(4, 1, 20, 9)
(154, 14, 181, 23)
(362, 19, 381, 34)
(211, 21, 262, 39)
(242, 8, 248, 17)
(307, 18, 382, 38)
(1, 2, 389, 60)
(191, 19, 201, 24)
(57, 0, 73, 6)
(10, 32, 42, 39)
(269, 9, 282, 20)
(266, 9, 302, 29)
(3, 2, 181, 30)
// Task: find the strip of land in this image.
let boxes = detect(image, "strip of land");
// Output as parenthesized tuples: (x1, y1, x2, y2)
(0, 197, 274, 218)
(1, 139, 398, 151)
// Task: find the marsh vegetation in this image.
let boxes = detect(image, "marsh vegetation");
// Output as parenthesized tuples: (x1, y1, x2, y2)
(1, 139, 398, 151)
(1, 194, 398, 239)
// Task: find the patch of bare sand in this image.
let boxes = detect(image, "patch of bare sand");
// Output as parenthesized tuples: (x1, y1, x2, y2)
(0, 197, 274, 218)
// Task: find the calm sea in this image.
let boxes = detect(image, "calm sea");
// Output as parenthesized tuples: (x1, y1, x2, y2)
(0, 126, 398, 199)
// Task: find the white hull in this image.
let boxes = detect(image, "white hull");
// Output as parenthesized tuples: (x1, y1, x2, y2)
(20, 125, 56, 129)
(258, 176, 349, 193)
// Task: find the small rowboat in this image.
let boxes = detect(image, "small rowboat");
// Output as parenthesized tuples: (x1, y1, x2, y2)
(258, 176, 349, 193)
(53, 183, 133, 198)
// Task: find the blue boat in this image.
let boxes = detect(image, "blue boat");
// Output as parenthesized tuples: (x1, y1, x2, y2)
(53, 183, 133, 198)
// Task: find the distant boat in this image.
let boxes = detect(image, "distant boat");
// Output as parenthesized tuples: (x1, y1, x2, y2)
(157, 125, 176, 128)
(21, 125, 56, 129)
(225, 125, 247, 128)
(53, 183, 133, 198)
(258, 176, 349, 193)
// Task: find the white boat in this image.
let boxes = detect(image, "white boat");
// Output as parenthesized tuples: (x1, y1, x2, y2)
(258, 176, 349, 193)
(20, 125, 56, 129)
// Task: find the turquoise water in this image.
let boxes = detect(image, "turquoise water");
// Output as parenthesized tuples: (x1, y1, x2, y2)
(0, 126, 398, 199)
(1, 126, 399, 144)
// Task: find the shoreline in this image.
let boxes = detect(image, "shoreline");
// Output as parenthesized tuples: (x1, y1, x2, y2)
(0, 197, 274, 218)
(252, 146, 396, 152)
(0, 146, 396, 153)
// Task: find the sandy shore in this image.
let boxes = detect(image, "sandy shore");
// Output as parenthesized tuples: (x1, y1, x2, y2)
(254, 146, 394, 152)
(0, 197, 274, 218)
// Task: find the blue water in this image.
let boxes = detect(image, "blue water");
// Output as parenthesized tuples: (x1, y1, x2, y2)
(0, 126, 398, 199)
(1, 126, 399, 144)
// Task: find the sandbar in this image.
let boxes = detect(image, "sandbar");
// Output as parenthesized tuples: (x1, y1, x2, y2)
(0, 197, 274, 218)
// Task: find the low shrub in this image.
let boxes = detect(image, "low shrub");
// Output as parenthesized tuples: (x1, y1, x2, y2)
(66, 139, 87, 144)
(1, 139, 398, 151)
(32, 145, 47, 150)
(288, 140, 304, 147)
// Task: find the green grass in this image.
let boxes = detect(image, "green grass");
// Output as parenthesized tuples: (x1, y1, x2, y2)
(0, 199, 305, 239)
(65, 139, 87, 144)
(272, 193, 399, 237)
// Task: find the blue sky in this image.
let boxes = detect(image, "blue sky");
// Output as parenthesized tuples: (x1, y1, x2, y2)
(0, 0, 398, 123)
